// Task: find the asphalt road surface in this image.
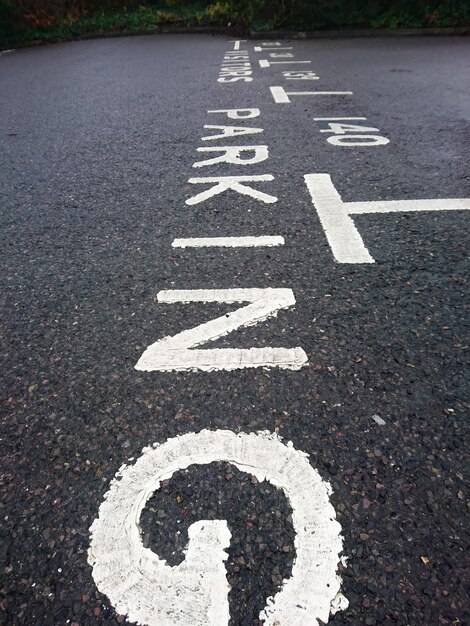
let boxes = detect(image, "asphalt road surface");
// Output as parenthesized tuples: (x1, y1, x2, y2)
(1, 33, 469, 626)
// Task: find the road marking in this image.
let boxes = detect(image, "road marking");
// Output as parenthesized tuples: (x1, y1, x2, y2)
(172, 236, 285, 248)
(135, 288, 307, 372)
(271, 86, 353, 103)
(327, 134, 390, 146)
(260, 59, 311, 68)
(313, 117, 367, 121)
(347, 198, 470, 214)
(89, 429, 348, 626)
(201, 125, 264, 140)
(254, 46, 293, 52)
(283, 70, 319, 80)
(304, 173, 470, 263)
(186, 175, 277, 205)
(207, 108, 260, 119)
(193, 145, 269, 167)
(218, 49, 252, 83)
(231, 40, 246, 50)
(314, 118, 389, 146)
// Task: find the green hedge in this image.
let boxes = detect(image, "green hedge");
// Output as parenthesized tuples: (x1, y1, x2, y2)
(246, 0, 470, 30)
(1, 0, 469, 47)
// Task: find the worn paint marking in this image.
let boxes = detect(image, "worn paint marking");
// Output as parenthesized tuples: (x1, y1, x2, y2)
(89, 429, 348, 626)
(254, 46, 293, 51)
(304, 173, 470, 263)
(186, 175, 277, 205)
(260, 59, 311, 68)
(193, 145, 269, 168)
(313, 117, 367, 121)
(135, 288, 307, 372)
(172, 236, 285, 248)
(271, 86, 353, 103)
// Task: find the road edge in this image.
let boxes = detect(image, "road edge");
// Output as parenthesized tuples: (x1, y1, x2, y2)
(1, 24, 468, 52)
(251, 26, 470, 39)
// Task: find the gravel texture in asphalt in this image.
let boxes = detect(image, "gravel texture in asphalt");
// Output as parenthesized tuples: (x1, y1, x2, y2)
(0, 33, 469, 625)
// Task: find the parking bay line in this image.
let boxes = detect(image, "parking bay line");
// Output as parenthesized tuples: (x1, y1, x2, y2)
(304, 173, 470, 264)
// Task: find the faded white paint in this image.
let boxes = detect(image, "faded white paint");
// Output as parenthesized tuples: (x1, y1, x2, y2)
(89, 429, 348, 626)
(303, 174, 373, 263)
(269, 52, 294, 58)
(172, 236, 285, 248)
(304, 173, 470, 263)
(231, 40, 246, 50)
(283, 70, 319, 80)
(201, 125, 263, 141)
(254, 46, 293, 51)
(348, 197, 470, 214)
(193, 145, 269, 167)
(270, 86, 353, 103)
(135, 288, 307, 372)
(320, 123, 380, 134)
(207, 108, 260, 119)
(314, 117, 367, 121)
(327, 135, 390, 146)
(186, 175, 277, 205)
(260, 59, 311, 68)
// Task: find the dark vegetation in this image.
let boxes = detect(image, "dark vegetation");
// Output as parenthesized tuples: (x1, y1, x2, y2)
(1, 0, 469, 47)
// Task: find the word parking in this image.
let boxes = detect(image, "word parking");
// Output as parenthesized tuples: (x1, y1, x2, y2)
(136, 106, 308, 373)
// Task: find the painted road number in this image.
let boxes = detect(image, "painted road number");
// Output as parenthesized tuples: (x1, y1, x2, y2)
(89, 429, 347, 626)
(314, 117, 389, 147)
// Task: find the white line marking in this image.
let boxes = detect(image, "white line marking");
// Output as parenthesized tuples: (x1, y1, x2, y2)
(271, 86, 353, 103)
(254, 46, 293, 51)
(89, 429, 348, 626)
(135, 288, 307, 372)
(304, 174, 374, 263)
(304, 173, 470, 263)
(348, 198, 470, 214)
(172, 236, 285, 248)
(314, 117, 367, 121)
(260, 59, 311, 67)
(186, 175, 277, 205)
